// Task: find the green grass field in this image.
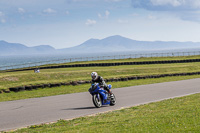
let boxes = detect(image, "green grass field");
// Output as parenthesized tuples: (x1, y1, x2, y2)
(2, 55, 200, 132)
(1, 55, 200, 102)
(10, 92, 200, 133)
(1, 75, 200, 102)
(1, 59, 200, 89)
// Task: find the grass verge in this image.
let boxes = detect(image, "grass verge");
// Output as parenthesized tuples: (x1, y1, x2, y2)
(10, 92, 200, 132)
(1, 75, 200, 102)
(1, 55, 200, 102)
(1, 61, 200, 90)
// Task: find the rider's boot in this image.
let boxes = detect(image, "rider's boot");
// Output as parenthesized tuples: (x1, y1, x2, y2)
(108, 90, 114, 99)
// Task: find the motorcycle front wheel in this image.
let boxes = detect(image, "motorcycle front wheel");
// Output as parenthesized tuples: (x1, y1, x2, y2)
(110, 93, 116, 106)
(92, 94, 102, 108)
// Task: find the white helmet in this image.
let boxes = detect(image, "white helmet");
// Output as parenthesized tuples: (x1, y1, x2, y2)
(91, 72, 98, 80)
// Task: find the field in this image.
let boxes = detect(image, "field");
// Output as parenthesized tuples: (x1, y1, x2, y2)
(10, 92, 200, 133)
(2, 56, 200, 90)
(1, 75, 200, 102)
(1, 55, 200, 102)
(1, 55, 200, 132)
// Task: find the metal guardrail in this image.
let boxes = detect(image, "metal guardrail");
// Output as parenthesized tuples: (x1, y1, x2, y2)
(0, 51, 200, 71)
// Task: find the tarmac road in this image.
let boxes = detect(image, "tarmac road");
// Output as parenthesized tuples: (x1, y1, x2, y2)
(1, 78, 200, 131)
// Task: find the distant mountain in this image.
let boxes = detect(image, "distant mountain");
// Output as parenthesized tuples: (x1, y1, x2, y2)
(1, 35, 200, 56)
(0, 41, 56, 56)
(31, 45, 56, 52)
(59, 35, 200, 53)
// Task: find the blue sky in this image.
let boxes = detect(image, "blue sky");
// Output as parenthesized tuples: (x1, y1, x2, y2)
(0, 0, 200, 49)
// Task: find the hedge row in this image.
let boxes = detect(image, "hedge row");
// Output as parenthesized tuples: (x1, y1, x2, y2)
(1, 71, 200, 93)
(6, 58, 200, 72)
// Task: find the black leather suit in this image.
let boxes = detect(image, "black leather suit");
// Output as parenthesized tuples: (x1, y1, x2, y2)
(91, 76, 109, 92)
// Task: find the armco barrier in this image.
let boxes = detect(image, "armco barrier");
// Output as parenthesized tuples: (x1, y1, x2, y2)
(38, 58, 200, 69)
(1, 71, 200, 93)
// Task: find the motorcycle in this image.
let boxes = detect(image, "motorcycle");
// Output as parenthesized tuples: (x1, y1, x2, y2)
(89, 83, 116, 108)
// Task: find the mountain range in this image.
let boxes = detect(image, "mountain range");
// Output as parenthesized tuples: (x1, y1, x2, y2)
(1, 35, 200, 56)
(0, 40, 56, 56)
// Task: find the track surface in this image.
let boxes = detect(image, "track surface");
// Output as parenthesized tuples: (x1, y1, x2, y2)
(1, 78, 200, 131)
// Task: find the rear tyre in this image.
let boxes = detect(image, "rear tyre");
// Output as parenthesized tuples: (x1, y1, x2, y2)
(92, 94, 102, 108)
(110, 93, 116, 106)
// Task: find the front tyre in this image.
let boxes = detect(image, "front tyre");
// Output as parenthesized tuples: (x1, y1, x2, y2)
(110, 93, 116, 106)
(92, 94, 102, 108)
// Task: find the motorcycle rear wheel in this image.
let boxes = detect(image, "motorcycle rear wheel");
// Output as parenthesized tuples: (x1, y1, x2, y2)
(92, 94, 102, 108)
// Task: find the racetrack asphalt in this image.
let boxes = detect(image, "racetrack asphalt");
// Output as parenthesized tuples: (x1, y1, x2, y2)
(1, 78, 200, 131)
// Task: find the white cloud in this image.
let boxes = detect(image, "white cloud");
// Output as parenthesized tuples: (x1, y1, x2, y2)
(150, 0, 182, 7)
(132, 0, 200, 10)
(85, 19, 96, 26)
(43, 8, 57, 13)
(118, 19, 128, 23)
(131, 0, 200, 22)
(98, 13, 102, 18)
(66, 11, 70, 15)
(0, 11, 4, 17)
(18, 8, 26, 13)
(105, 10, 110, 18)
(131, 13, 139, 17)
(190, 0, 200, 8)
(0, 11, 6, 23)
(148, 14, 157, 19)
(98, 10, 110, 19)
(1, 18, 6, 23)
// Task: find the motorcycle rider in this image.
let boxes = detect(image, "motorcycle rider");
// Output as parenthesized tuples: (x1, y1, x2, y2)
(90, 72, 113, 95)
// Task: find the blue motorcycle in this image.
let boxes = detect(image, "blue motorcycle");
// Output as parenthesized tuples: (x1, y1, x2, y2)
(89, 83, 116, 108)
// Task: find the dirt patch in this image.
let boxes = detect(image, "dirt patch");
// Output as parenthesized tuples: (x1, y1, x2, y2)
(1, 77, 19, 81)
